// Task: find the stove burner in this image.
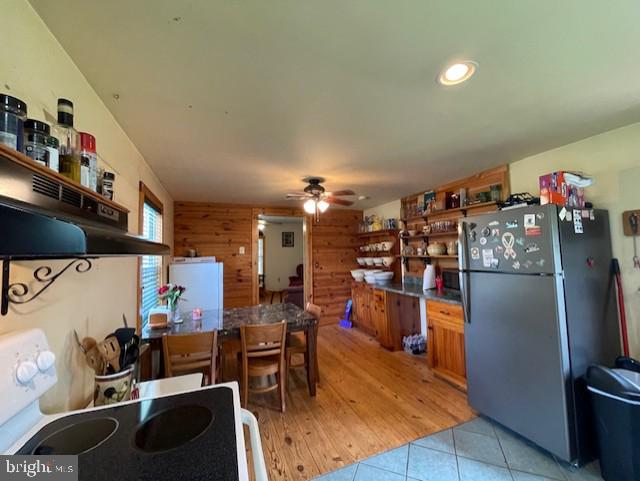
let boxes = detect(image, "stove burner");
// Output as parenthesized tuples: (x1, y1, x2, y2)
(32, 417, 119, 455)
(134, 405, 213, 453)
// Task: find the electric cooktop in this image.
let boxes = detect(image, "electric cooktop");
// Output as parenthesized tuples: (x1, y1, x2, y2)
(16, 386, 239, 481)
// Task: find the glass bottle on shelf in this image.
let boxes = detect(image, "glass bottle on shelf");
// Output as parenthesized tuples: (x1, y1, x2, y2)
(52, 98, 80, 183)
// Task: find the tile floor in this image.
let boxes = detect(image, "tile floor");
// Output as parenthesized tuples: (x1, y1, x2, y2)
(312, 417, 603, 481)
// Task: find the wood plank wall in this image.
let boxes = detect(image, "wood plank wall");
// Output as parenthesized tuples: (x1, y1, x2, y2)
(174, 202, 255, 307)
(174, 202, 361, 321)
(309, 209, 361, 325)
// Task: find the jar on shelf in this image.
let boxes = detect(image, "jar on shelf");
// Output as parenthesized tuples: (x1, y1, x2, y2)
(23, 119, 51, 167)
(102, 171, 115, 200)
(53, 98, 81, 182)
(45, 135, 59, 172)
(0, 94, 27, 152)
(79, 132, 97, 191)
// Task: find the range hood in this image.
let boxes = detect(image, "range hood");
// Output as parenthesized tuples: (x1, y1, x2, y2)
(0, 145, 169, 259)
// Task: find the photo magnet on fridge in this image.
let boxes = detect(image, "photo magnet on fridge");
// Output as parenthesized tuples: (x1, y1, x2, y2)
(524, 213, 542, 236)
(471, 247, 480, 260)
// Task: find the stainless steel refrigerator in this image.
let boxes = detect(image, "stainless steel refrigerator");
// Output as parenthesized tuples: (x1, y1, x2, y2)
(458, 204, 620, 465)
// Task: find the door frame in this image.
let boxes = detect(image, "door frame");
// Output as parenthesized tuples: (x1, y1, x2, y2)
(251, 207, 312, 306)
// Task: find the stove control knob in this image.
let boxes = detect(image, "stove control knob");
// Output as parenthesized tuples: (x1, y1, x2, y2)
(36, 350, 56, 372)
(16, 361, 38, 385)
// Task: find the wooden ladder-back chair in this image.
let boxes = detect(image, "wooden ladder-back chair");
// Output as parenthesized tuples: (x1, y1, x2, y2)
(162, 331, 219, 386)
(239, 321, 287, 412)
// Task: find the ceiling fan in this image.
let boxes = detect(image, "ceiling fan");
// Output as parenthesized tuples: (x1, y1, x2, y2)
(285, 177, 356, 219)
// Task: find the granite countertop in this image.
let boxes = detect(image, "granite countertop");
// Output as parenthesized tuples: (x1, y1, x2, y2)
(375, 283, 462, 305)
(141, 303, 317, 340)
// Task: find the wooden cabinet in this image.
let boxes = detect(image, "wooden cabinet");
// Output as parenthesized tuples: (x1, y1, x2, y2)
(351, 284, 421, 351)
(426, 300, 466, 390)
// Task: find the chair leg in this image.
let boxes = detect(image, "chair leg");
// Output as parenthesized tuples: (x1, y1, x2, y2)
(278, 368, 286, 413)
(285, 351, 290, 391)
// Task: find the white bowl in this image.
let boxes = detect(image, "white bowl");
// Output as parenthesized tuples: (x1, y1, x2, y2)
(380, 240, 395, 251)
(364, 258, 375, 266)
(381, 256, 395, 267)
(364, 276, 377, 285)
(356, 257, 366, 266)
(353, 273, 365, 282)
(373, 258, 384, 266)
(351, 269, 366, 278)
(374, 272, 394, 280)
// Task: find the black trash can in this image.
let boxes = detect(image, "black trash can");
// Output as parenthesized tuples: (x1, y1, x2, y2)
(586, 360, 640, 481)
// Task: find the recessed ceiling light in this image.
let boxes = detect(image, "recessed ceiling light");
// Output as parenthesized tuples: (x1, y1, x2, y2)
(438, 61, 478, 86)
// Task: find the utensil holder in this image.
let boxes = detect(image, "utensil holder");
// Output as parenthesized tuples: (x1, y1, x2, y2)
(94, 365, 135, 406)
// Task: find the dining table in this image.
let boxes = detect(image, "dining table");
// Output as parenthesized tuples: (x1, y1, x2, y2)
(140, 303, 319, 396)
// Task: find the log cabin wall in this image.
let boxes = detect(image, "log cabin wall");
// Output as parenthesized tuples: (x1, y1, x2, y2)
(174, 202, 361, 320)
(309, 209, 361, 325)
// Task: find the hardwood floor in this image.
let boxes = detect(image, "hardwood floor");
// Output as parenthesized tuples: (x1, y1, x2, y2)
(227, 324, 475, 481)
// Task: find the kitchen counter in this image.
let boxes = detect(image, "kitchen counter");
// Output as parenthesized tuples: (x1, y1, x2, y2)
(375, 283, 462, 305)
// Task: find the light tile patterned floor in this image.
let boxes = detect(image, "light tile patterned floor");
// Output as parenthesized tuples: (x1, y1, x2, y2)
(312, 417, 603, 481)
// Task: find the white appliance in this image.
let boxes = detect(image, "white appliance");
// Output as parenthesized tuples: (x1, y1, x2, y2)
(169, 257, 224, 311)
(0, 329, 268, 481)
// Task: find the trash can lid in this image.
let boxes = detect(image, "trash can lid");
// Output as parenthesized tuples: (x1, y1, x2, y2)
(586, 365, 640, 405)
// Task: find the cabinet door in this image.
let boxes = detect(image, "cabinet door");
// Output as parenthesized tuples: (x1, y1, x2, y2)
(373, 290, 390, 347)
(427, 301, 466, 390)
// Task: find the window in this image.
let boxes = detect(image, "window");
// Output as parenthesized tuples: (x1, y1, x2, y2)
(138, 183, 163, 326)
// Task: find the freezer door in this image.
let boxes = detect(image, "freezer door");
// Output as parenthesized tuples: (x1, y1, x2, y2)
(169, 261, 223, 311)
(465, 271, 574, 461)
(463, 204, 561, 274)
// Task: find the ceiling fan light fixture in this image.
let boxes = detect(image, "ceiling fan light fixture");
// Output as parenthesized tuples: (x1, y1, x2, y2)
(303, 199, 317, 214)
(317, 200, 329, 213)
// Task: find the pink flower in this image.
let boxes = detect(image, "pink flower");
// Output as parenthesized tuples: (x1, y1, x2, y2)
(158, 285, 169, 295)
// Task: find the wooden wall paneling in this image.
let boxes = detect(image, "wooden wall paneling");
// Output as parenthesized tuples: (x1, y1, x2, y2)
(311, 209, 361, 324)
(175, 202, 360, 319)
(174, 202, 254, 308)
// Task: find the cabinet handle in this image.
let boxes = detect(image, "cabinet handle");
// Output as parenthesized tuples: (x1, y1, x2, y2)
(439, 310, 450, 316)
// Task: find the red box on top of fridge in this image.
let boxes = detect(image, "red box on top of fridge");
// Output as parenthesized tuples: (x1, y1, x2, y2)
(539, 171, 585, 208)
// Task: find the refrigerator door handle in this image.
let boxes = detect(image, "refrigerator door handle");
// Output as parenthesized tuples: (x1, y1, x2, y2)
(458, 221, 471, 323)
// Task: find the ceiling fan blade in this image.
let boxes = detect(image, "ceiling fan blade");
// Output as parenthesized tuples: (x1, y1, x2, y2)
(325, 196, 354, 206)
(285, 193, 310, 198)
(328, 189, 355, 196)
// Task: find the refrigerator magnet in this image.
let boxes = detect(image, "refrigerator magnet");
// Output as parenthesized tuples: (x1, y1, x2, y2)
(471, 247, 480, 260)
(491, 228, 500, 237)
(482, 248, 494, 268)
(573, 210, 584, 234)
(480, 237, 488, 246)
(515, 237, 525, 246)
(506, 220, 519, 229)
(512, 261, 521, 270)
(559, 207, 568, 221)
(536, 259, 546, 267)
(524, 213, 542, 236)
(501, 232, 517, 259)
(525, 243, 540, 253)
(523, 260, 533, 269)
(488, 221, 499, 227)
(495, 245, 504, 256)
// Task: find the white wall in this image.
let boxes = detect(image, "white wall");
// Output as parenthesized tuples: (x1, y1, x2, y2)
(0, 0, 173, 412)
(364, 199, 401, 221)
(509, 122, 640, 357)
(263, 221, 304, 291)
(364, 122, 640, 356)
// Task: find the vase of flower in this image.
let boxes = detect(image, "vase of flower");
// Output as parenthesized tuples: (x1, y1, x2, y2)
(158, 284, 186, 324)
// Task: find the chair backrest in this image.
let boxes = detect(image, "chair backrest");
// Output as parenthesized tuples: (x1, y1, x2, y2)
(162, 331, 217, 381)
(296, 264, 304, 279)
(240, 321, 286, 359)
(305, 302, 322, 320)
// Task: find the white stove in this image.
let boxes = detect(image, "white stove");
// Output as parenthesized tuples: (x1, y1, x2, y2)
(0, 328, 268, 481)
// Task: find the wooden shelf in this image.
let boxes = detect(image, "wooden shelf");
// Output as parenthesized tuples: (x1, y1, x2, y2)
(400, 234, 428, 240)
(401, 201, 499, 222)
(396, 254, 458, 259)
(356, 229, 400, 238)
(425, 231, 458, 238)
(357, 250, 395, 256)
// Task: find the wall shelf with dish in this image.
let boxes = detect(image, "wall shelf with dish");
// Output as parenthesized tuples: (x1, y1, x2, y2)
(399, 165, 510, 281)
(356, 229, 400, 238)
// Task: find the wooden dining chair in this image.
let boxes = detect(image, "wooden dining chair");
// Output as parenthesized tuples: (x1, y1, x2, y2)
(239, 321, 287, 412)
(286, 302, 321, 387)
(162, 331, 219, 386)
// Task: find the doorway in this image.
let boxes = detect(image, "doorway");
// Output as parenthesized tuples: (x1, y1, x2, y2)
(256, 214, 308, 307)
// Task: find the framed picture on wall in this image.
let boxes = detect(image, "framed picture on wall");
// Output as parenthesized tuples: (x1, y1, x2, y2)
(282, 231, 295, 247)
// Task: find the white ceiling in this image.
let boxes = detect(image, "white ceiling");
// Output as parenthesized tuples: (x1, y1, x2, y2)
(30, 0, 640, 209)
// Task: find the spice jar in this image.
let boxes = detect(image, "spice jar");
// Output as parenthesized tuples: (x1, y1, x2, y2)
(53, 99, 81, 182)
(102, 171, 115, 200)
(45, 136, 59, 172)
(79, 132, 97, 190)
(0, 94, 27, 152)
(23, 119, 51, 167)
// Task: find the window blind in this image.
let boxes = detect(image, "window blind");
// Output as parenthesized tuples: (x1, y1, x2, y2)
(140, 201, 163, 324)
